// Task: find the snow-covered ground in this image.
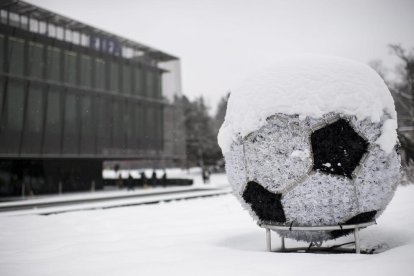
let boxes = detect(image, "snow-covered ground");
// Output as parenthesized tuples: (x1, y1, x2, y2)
(1, 184, 414, 275)
(0, 171, 228, 209)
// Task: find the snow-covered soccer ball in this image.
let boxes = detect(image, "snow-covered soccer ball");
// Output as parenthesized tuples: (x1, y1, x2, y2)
(218, 56, 401, 242)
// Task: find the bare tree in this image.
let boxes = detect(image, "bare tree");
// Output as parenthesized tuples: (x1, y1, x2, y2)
(370, 45, 414, 182)
(388, 44, 414, 155)
(386, 45, 414, 182)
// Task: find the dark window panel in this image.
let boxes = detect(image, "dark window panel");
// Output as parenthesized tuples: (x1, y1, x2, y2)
(135, 105, 142, 150)
(64, 51, 77, 85)
(123, 102, 129, 150)
(43, 89, 61, 154)
(127, 103, 137, 150)
(80, 95, 94, 154)
(122, 64, 131, 94)
(95, 58, 105, 90)
(8, 37, 25, 76)
(155, 72, 162, 99)
(112, 100, 124, 150)
(0, 81, 25, 154)
(96, 97, 111, 154)
(62, 92, 79, 154)
(28, 42, 44, 79)
(159, 105, 164, 151)
(21, 85, 43, 154)
(152, 105, 158, 150)
(144, 104, 153, 149)
(152, 105, 157, 150)
(46, 46, 60, 82)
(0, 80, 3, 122)
(154, 105, 158, 151)
(156, 105, 163, 150)
(134, 67, 143, 96)
(0, 35, 4, 72)
(139, 104, 148, 150)
(110, 61, 119, 92)
(152, 104, 158, 150)
(80, 55, 92, 87)
(145, 70, 153, 98)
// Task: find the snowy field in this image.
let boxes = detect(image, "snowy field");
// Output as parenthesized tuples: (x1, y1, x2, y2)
(0, 184, 414, 275)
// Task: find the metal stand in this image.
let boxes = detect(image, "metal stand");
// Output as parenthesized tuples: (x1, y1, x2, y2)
(260, 221, 376, 254)
(354, 227, 360, 254)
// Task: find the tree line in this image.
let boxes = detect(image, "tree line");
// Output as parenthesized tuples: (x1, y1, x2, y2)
(176, 93, 228, 168)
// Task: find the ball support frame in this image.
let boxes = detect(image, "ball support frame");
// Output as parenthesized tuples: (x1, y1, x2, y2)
(259, 221, 376, 254)
(240, 114, 378, 253)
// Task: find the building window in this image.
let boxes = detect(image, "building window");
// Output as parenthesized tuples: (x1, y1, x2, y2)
(80, 95, 94, 154)
(7, 81, 25, 132)
(56, 27, 64, 40)
(145, 70, 154, 98)
(0, 81, 25, 153)
(135, 105, 142, 149)
(81, 34, 89, 47)
(95, 58, 105, 90)
(47, 24, 56, 37)
(72, 31, 80, 45)
(64, 51, 77, 85)
(25, 86, 43, 134)
(29, 18, 38, 32)
(80, 55, 92, 87)
(122, 64, 131, 94)
(0, 10, 7, 24)
(0, 80, 3, 120)
(39, 21, 47, 34)
(44, 90, 61, 154)
(64, 29, 72, 42)
(8, 37, 25, 76)
(20, 15, 28, 30)
(9, 12, 19, 27)
(127, 103, 137, 149)
(0, 35, 4, 73)
(21, 85, 44, 154)
(155, 72, 162, 99)
(29, 42, 44, 79)
(110, 61, 119, 92)
(96, 97, 111, 153)
(134, 67, 143, 96)
(62, 92, 79, 153)
(46, 46, 60, 82)
(112, 101, 124, 149)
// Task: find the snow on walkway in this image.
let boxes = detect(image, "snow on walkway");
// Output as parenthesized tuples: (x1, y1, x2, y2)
(0, 184, 413, 276)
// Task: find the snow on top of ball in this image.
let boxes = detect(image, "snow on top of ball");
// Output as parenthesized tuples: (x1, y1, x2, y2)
(218, 55, 398, 154)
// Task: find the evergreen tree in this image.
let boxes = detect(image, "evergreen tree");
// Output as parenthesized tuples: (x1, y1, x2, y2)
(178, 93, 229, 167)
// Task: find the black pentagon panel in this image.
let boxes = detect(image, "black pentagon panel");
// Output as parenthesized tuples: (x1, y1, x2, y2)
(311, 119, 368, 178)
(330, 210, 377, 239)
(242, 181, 286, 223)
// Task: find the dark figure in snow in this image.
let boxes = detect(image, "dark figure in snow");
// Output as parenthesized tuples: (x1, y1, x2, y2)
(127, 174, 135, 191)
(161, 170, 167, 187)
(202, 167, 209, 184)
(116, 174, 123, 189)
(140, 171, 147, 188)
(151, 170, 157, 187)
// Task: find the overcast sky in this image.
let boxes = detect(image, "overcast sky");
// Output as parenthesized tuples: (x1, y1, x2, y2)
(27, 0, 414, 113)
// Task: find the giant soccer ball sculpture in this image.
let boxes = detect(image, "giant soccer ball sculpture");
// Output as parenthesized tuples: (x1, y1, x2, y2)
(218, 56, 400, 242)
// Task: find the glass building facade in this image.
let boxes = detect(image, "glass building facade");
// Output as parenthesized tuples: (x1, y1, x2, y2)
(0, 1, 186, 196)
